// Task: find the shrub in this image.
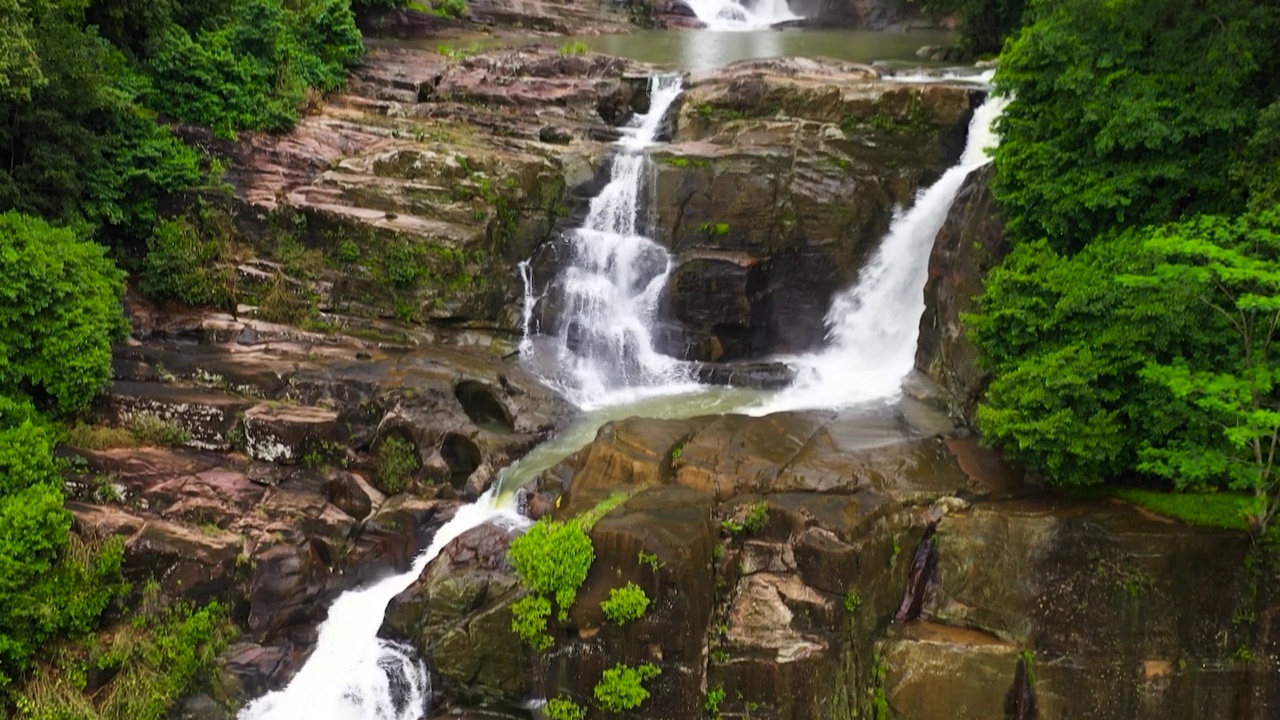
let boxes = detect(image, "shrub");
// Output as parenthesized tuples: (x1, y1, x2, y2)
(600, 582, 650, 625)
(593, 662, 661, 712)
(545, 697, 586, 720)
(374, 435, 419, 494)
(0, 212, 128, 414)
(843, 589, 861, 613)
(559, 41, 588, 56)
(509, 518, 594, 620)
(509, 594, 552, 651)
(140, 217, 236, 310)
(705, 686, 725, 718)
(431, 0, 468, 19)
(126, 415, 191, 447)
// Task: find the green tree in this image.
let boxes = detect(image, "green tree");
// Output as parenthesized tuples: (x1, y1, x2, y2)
(969, 233, 1221, 485)
(0, 395, 126, 690)
(991, 0, 1280, 250)
(1134, 209, 1280, 533)
(0, 212, 128, 414)
(911, 0, 1028, 55)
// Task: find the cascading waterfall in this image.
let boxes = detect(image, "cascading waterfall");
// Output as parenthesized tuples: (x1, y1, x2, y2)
(540, 74, 703, 409)
(683, 0, 798, 30)
(751, 88, 1006, 415)
(238, 493, 526, 720)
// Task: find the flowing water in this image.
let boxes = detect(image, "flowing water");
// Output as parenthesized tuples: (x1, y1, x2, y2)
(751, 86, 1005, 415)
(535, 75, 702, 410)
(238, 495, 527, 720)
(683, 0, 797, 30)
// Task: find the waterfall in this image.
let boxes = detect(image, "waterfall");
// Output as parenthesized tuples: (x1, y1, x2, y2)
(518, 259, 536, 355)
(542, 75, 704, 410)
(238, 493, 527, 720)
(683, 0, 798, 30)
(751, 89, 1006, 415)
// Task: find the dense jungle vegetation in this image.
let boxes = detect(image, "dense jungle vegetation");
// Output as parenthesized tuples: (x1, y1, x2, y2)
(0, 0, 406, 714)
(970, 0, 1280, 538)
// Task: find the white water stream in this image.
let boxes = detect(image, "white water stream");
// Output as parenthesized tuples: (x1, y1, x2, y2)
(538, 74, 707, 409)
(238, 493, 526, 720)
(751, 89, 1006, 415)
(684, 0, 798, 30)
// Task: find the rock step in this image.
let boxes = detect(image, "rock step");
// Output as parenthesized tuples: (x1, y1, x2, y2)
(99, 381, 258, 451)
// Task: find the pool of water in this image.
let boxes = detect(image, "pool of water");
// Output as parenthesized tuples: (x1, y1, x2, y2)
(386, 28, 957, 71)
(551, 28, 956, 70)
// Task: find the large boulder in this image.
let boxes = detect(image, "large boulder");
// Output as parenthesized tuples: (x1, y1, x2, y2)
(648, 59, 982, 359)
(915, 163, 1006, 425)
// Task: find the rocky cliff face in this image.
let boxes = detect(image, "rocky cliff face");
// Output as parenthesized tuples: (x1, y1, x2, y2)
(915, 163, 1006, 425)
(381, 414, 1279, 720)
(649, 59, 981, 361)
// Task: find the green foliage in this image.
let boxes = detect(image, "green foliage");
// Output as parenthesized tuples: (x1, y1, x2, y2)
(0, 212, 128, 414)
(704, 686, 725, 718)
(545, 697, 586, 720)
(12, 596, 235, 720)
(559, 40, 588, 56)
(600, 582, 649, 625)
(972, 206, 1280, 533)
(0, 4, 204, 245)
(141, 0, 363, 137)
(1131, 209, 1280, 531)
(509, 517, 594, 621)
(509, 594, 552, 651)
(637, 550, 664, 571)
(140, 216, 236, 309)
(374, 435, 419, 495)
(991, 0, 1280, 250)
(743, 501, 768, 532)
(969, 233, 1217, 484)
(911, 0, 1027, 53)
(696, 222, 730, 236)
(125, 415, 191, 447)
(843, 588, 861, 613)
(1112, 489, 1252, 531)
(429, 0, 467, 19)
(593, 662, 660, 713)
(0, 395, 128, 690)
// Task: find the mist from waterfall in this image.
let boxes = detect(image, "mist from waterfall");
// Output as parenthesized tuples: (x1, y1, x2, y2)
(533, 74, 707, 410)
(237, 493, 526, 720)
(751, 89, 1006, 415)
(683, 0, 798, 30)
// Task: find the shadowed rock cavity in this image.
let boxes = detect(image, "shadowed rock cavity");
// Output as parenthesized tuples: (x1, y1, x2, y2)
(441, 433, 482, 488)
(1005, 654, 1038, 719)
(454, 380, 514, 433)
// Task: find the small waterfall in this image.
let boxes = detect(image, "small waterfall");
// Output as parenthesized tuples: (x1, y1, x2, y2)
(518, 259, 536, 355)
(238, 493, 527, 720)
(542, 75, 703, 409)
(684, 0, 798, 30)
(751, 88, 1006, 415)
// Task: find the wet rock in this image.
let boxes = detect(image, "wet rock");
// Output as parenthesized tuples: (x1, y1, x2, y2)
(694, 359, 796, 389)
(539, 124, 573, 144)
(99, 381, 256, 451)
(241, 402, 342, 464)
(382, 522, 531, 709)
(321, 470, 374, 520)
(652, 59, 983, 357)
(916, 163, 1006, 425)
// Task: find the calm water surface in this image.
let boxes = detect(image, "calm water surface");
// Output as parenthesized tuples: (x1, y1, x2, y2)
(386, 28, 957, 71)
(556, 28, 956, 70)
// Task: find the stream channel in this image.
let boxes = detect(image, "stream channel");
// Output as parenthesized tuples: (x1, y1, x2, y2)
(241, 17, 995, 719)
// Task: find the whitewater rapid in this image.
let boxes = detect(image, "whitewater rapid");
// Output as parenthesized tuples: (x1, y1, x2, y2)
(533, 74, 708, 410)
(750, 88, 1006, 415)
(684, 0, 798, 29)
(238, 493, 527, 720)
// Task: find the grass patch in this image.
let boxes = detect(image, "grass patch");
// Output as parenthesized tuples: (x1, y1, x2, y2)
(64, 423, 139, 450)
(125, 415, 190, 447)
(1113, 488, 1251, 530)
(12, 589, 235, 720)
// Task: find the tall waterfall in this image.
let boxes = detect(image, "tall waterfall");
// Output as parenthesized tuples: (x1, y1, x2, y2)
(752, 90, 1006, 415)
(541, 75, 702, 409)
(238, 493, 526, 720)
(683, 0, 798, 29)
